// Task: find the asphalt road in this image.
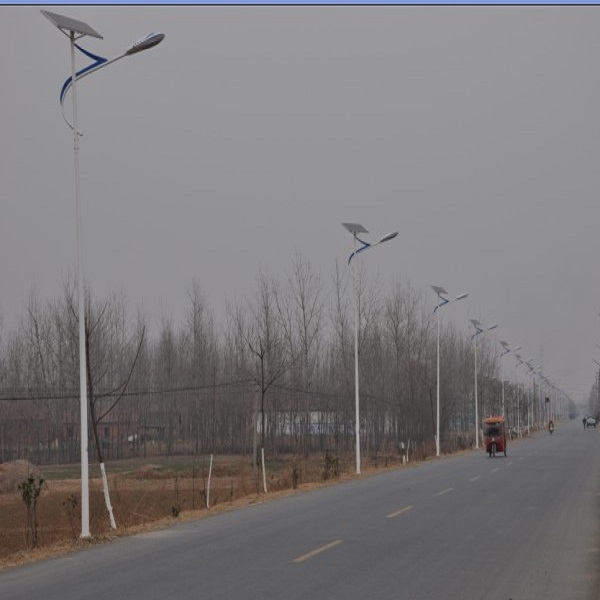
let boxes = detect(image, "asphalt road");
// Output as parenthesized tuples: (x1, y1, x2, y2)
(2, 419, 599, 600)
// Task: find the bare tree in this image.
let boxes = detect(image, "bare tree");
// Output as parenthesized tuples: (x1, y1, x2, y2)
(328, 259, 353, 446)
(183, 280, 218, 454)
(275, 250, 325, 455)
(1, 253, 515, 472)
(230, 269, 297, 479)
(155, 312, 179, 456)
(66, 286, 145, 530)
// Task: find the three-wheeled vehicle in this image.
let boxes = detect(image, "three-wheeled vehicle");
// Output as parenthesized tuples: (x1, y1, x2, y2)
(483, 416, 507, 458)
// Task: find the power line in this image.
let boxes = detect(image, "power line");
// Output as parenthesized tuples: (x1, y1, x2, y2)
(0, 378, 255, 403)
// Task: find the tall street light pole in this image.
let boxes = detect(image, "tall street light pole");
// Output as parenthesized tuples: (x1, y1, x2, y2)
(524, 358, 536, 427)
(470, 319, 498, 449)
(594, 358, 600, 422)
(431, 286, 468, 457)
(342, 223, 398, 474)
(514, 353, 532, 433)
(499, 340, 521, 419)
(499, 342, 510, 417)
(43, 10, 164, 538)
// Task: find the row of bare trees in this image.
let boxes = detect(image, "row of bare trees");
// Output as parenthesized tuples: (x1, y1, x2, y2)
(1, 253, 520, 467)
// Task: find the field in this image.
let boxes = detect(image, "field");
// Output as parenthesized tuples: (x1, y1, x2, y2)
(0, 450, 405, 570)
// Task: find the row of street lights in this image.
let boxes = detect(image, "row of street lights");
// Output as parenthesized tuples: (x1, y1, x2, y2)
(339, 228, 507, 465)
(433, 303, 561, 454)
(500, 343, 566, 434)
(431, 294, 500, 455)
(44, 9, 404, 532)
(44, 10, 566, 538)
(342, 227, 567, 468)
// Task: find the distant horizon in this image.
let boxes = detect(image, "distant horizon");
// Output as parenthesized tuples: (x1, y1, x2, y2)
(2, 5, 598, 404)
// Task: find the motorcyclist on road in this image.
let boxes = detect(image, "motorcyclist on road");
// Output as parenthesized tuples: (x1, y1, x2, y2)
(549, 420, 554, 434)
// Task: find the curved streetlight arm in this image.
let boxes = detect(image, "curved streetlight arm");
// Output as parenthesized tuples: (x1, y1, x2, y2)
(515, 353, 529, 370)
(501, 341, 522, 357)
(60, 46, 125, 132)
(432, 288, 468, 313)
(432, 285, 448, 313)
(470, 319, 483, 339)
(347, 230, 398, 265)
(60, 33, 165, 133)
(433, 297, 449, 313)
(347, 234, 371, 265)
(470, 319, 497, 339)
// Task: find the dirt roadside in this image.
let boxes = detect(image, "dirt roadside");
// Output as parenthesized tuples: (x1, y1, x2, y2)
(0, 451, 412, 571)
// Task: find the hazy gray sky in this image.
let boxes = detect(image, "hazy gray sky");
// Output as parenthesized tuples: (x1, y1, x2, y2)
(2, 6, 599, 402)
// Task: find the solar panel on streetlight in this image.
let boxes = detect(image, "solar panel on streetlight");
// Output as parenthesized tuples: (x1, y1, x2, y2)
(342, 222, 368, 235)
(431, 285, 448, 296)
(41, 10, 103, 39)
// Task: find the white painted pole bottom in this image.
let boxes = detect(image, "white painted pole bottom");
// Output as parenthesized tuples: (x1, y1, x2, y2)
(206, 454, 213, 509)
(261, 448, 267, 494)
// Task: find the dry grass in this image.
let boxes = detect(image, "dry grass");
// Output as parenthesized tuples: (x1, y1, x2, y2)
(0, 451, 405, 571)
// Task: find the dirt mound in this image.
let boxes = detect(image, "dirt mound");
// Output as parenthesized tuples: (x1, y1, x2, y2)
(0, 460, 44, 494)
